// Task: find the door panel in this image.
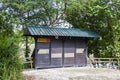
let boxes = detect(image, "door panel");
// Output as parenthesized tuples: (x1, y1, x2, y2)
(51, 39, 63, 67)
(75, 39, 87, 66)
(64, 40, 75, 66)
(35, 42, 50, 68)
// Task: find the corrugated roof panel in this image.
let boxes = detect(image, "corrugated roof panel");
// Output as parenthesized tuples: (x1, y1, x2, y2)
(28, 27, 35, 35)
(34, 27, 38, 35)
(46, 28, 51, 36)
(26, 26, 100, 38)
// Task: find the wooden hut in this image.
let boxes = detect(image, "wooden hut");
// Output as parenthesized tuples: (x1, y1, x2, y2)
(24, 26, 100, 69)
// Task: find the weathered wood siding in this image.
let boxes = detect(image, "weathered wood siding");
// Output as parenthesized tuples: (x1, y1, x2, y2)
(35, 42, 50, 68)
(64, 39, 75, 66)
(34, 37, 88, 68)
(51, 39, 63, 67)
(75, 39, 87, 66)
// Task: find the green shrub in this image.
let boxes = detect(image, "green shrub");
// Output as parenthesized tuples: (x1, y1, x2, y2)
(0, 36, 24, 80)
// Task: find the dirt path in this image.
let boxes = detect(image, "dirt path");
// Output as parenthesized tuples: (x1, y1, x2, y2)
(23, 67, 120, 80)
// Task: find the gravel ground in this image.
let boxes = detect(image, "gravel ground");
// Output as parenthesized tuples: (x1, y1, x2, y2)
(23, 67, 120, 80)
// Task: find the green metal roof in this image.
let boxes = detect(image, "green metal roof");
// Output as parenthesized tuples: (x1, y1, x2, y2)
(25, 26, 100, 38)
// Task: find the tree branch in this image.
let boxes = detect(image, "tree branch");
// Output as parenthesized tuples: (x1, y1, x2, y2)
(50, 0, 68, 27)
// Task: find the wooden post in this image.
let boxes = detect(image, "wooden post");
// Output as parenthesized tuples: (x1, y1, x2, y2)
(30, 61, 33, 69)
(118, 58, 120, 69)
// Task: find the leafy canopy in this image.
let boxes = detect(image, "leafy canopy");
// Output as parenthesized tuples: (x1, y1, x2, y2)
(66, 0, 120, 57)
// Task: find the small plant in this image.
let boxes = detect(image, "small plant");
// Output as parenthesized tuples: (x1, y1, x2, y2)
(0, 36, 24, 80)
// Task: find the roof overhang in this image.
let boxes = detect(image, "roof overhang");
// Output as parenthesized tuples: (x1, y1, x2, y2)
(24, 26, 100, 38)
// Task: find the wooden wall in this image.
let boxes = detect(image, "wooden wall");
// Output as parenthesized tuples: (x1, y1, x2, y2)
(34, 37, 88, 68)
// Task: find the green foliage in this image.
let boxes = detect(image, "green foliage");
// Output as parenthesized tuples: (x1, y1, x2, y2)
(0, 9, 23, 80)
(0, 13, 13, 36)
(1, 0, 66, 27)
(0, 36, 23, 80)
(66, 0, 120, 57)
(1, 0, 67, 59)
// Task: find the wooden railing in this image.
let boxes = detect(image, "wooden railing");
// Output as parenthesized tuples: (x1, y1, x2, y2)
(24, 57, 33, 69)
(88, 58, 120, 69)
(24, 57, 120, 69)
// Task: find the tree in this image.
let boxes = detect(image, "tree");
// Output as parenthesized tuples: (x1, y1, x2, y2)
(0, 11, 23, 80)
(1, 0, 68, 58)
(1, 0, 67, 27)
(66, 0, 120, 57)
